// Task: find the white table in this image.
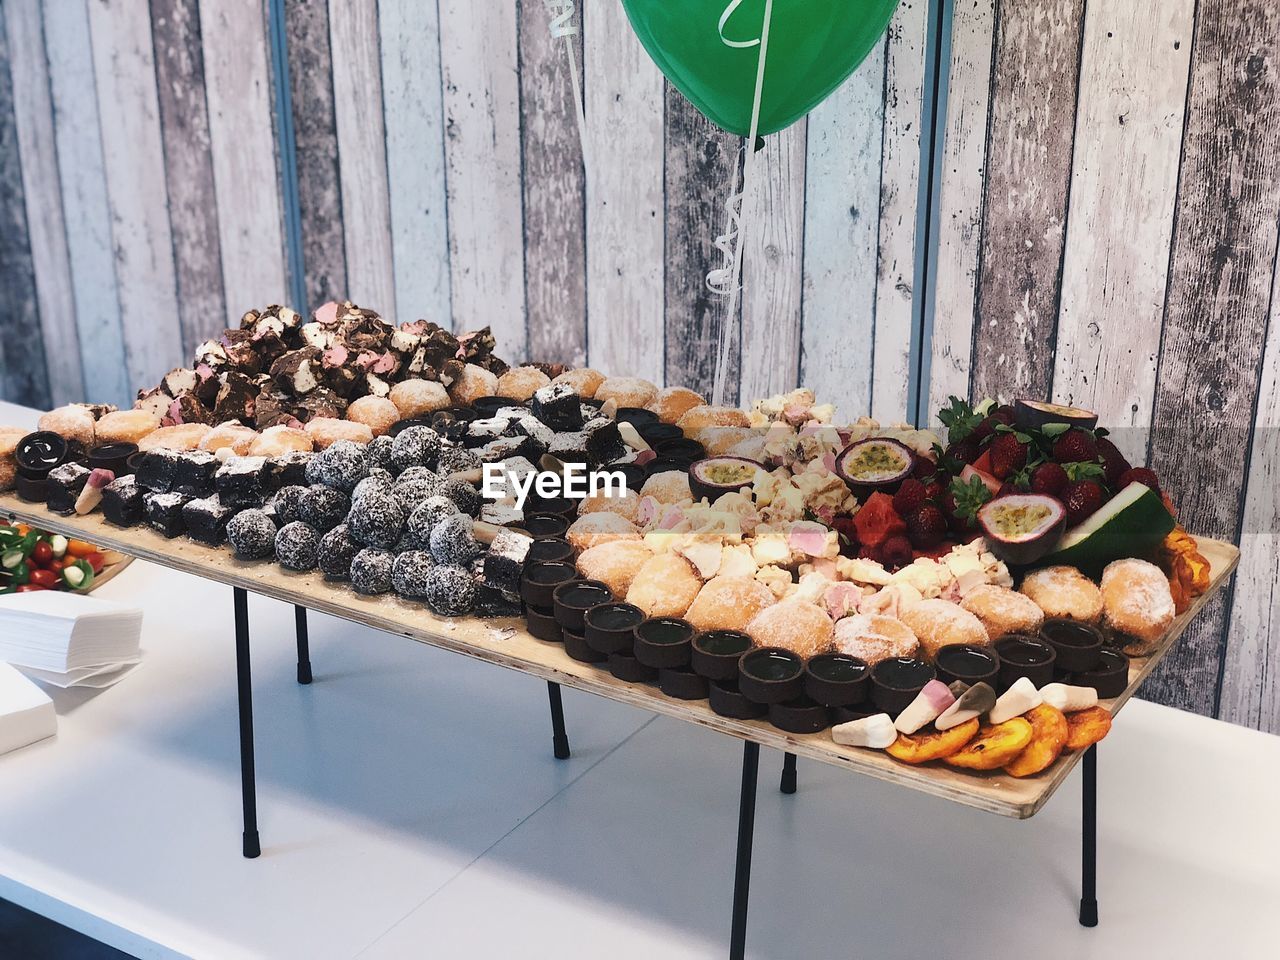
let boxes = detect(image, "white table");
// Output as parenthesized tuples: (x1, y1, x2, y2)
(1, 401, 1276, 959)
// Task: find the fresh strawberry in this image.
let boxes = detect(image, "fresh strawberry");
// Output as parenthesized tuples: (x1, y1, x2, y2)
(831, 515, 860, 557)
(1052, 428, 1098, 464)
(911, 455, 936, 480)
(1064, 479, 1106, 526)
(892, 478, 929, 515)
(877, 535, 914, 569)
(1029, 461, 1069, 497)
(1096, 436, 1131, 486)
(944, 439, 981, 467)
(937, 396, 984, 444)
(988, 432, 1029, 479)
(1118, 467, 1161, 494)
(905, 504, 948, 550)
(970, 405, 1017, 443)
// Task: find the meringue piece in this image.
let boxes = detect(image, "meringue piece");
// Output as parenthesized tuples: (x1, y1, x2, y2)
(617, 421, 650, 452)
(894, 679, 957, 734)
(832, 713, 898, 749)
(677, 538, 723, 579)
(988, 676, 1043, 724)
(936, 682, 997, 730)
(1040, 682, 1098, 713)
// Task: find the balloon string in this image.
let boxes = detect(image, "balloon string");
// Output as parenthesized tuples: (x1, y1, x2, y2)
(547, 2, 590, 180)
(709, 0, 773, 407)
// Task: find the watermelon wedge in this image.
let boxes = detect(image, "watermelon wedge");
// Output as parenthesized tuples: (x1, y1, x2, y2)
(1042, 482, 1175, 574)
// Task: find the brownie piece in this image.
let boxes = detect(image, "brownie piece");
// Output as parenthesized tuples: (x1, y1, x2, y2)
(136, 450, 181, 493)
(531, 383, 584, 432)
(102, 476, 145, 527)
(215, 456, 268, 509)
(264, 451, 312, 490)
(46, 462, 91, 515)
(171, 450, 220, 498)
(584, 418, 625, 466)
(182, 495, 235, 546)
(144, 491, 192, 538)
(548, 431, 590, 466)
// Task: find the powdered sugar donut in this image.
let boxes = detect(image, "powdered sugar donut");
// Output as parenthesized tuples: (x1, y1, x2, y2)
(639, 470, 691, 504)
(625, 553, 702, 618)
(833, 613, 920, 664)
(576, 539, 654, 596)
(960, 584, 1044, 640)
(448, 363, 498, 405)
(0, 426, 26, 491)
(577, 487, 640, 522)
(899, 599, 989, 659)
(566, 511, 640, 552)
(677, 405, 751, 435)
(700, 427, 757, 457)
(38, 405, 96, 446)
(684, 575, 775, 632)
(138, 423, 211, 451)
(647, 386, 705, 424)
(1019, 565, 1103, 623)
(595, 376, 658, 409)
(304, 417, 373, 449)
(552, 368, 605, 398)
(389, 379, 450, 419)
(745, 600, 834, 658)
(495, 365, 551, 402)
(95, 409, 161, 445)
(347, 396, 400, 436)
(199, 422, 259, 456)
(1101, 558, 1175, 653)
(249, 425, 313, 457)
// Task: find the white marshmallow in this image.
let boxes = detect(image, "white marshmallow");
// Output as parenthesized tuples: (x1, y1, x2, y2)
(832, 713, 898, 750)
(988, 676, 1043, 724)
(1040, 682, 1098, 713)
(936, 682, 997, 730)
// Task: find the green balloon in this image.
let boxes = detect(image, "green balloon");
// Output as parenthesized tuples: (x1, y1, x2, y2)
(622, 0, 899, 137)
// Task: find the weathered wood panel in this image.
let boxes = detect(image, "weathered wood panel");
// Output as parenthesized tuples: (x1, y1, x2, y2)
(800, 41, 886, 421)
(380, 0, 451, 326)
(873, 0, 928, 423)
(283, 0, 346, 311)
(927, 0, 995, 418)
(42, 0, 129, 405)
(738, 121, 807, 402)
(86, 0, 184, 388)
(438, 0, 527, 353)
(970, 0, 1085, 404)
(1051, 0, 1195, 456)
(150, 0, 226, 355)
(583, 0, 664, 382)
(0, 7, 52, 407)
(519, 1, 586, 365)
(1141, 0, 1280, 718)
(664, 89, 741, 402)
(4, 0, 84, 404)
(329, 0, 395, 317)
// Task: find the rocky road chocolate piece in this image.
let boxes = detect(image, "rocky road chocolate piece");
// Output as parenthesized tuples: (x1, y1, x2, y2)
(289, 386, 347, 422)
(252, 388, 297, 430)
(160, 367, 199, 397)
(183, 494, 235, 546)
(102, 475, 145, 527)
(164, 392, 211, 427)
(46, 462, 91, 515)
(135, 387, 173, 422)
(271, 347, 323, 396)
(213, 372, 258, 423)
(527, 361, 567, 380)
(144, 491, 192, 538)
(215, 456, 269, 508)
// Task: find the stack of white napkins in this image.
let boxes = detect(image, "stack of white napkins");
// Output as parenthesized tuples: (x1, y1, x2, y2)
(0, 661, 55, 755)
(0, 592, 143, 688)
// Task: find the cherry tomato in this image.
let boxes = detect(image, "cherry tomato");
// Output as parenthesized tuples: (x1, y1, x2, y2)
(31, 541, 53, 567)
(16, 584, 48, 592)
(28, 569, 59, 589)
(48, 557, 66, 573)
(83, 551, 106, 574)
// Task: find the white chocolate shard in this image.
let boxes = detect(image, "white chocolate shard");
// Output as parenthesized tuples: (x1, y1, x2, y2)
(617, 421, 650, 452)
(1040, 682, 1098, 713)
(894, 679, 956, 734)
(988, 676, 1043, 724)
(936, 682, 997, 730)
(832, 713, 897, 750)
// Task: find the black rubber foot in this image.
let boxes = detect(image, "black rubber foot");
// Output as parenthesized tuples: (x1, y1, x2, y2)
(297, 662, 313, 685)
(1079, 899, 1098, 927)
(243, 831, 261, 859)
(552, 735, 571, 760)
(779, 769, 797, 794)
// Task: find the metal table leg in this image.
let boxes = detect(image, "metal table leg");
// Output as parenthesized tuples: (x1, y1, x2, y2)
(294, 605, 313, 685)
(730, 741, 759, 960)
(1079, 744, 1098, 926)
(780, 751, 797, 794)
(547, 681, 571, 759)
(234, 588, 261, 859)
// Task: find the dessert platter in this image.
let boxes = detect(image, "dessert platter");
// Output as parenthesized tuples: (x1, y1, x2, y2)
(0, 301, 1238, 819)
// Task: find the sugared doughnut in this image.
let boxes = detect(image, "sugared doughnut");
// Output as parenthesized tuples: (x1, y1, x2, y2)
(138, 423, 211, 451)
(684, 575, 775, 632)
(346, 395, 400, 436)
(249, 425, 313, 457)
(304, 417, 373, 449)
(595, 376, 658, 410)
(96, 409, 161, 445)
(745, 600, 834, 658)
(647, 386, 705, 424)
(899, 599, 989, 659)
(389, 379, 450, 419)
(566, 511, 641, 552)
(960, 584, 1045, 640)
(578, 487, 640, 522)
(495, 365, 551, 402)
(199, 422, 259, 456)
(677, 405, 751, 434)
(552, 368, 605, 398)
(448, 363, 498, 405)
(1101, 558, 1175, 652)
(576, 540, 653, 596)
(700, 427, 757, 457)
(639, 470, 691, 504)
(832, 613, 920, 664)
(38, 405, 96, 445)
(625, 553, 702, 618)
(0, 426, 26, 491)
(1019, 565, 1103, 624)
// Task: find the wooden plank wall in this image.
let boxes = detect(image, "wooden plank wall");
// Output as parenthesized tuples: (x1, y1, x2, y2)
(932, 0, 1280, 732)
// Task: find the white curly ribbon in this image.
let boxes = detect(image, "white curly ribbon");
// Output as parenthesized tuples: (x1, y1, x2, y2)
(545, 1, 590, 180)
(709, 0, 773, 406)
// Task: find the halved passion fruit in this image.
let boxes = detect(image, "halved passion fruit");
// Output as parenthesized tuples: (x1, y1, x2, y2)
(1013, 399, 1098, 432)
(977, 493, 1066, 565)
(834, 438, 914, 493)
(688, 456, 764, 502)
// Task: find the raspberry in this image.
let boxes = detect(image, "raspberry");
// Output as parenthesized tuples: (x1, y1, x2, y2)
(877, 535, 914, 569)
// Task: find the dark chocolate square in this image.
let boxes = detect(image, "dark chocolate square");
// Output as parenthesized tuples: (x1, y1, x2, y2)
(45, 462, 91, 515)
(182, 494, 235, 546)
(215, 456, 268, 509)
(102, 476, 145, 527)
(144, 491, 192, 538)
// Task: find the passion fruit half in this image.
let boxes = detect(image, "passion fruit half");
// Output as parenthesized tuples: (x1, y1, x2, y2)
(1013, 399, 1099, 432)
(834, 438, 914, 493)
(977, 493, 1066, 565)
(688, 456, 764, 502)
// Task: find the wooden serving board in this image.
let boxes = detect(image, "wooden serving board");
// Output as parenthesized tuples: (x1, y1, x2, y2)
(0, 494, 1240, 819)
